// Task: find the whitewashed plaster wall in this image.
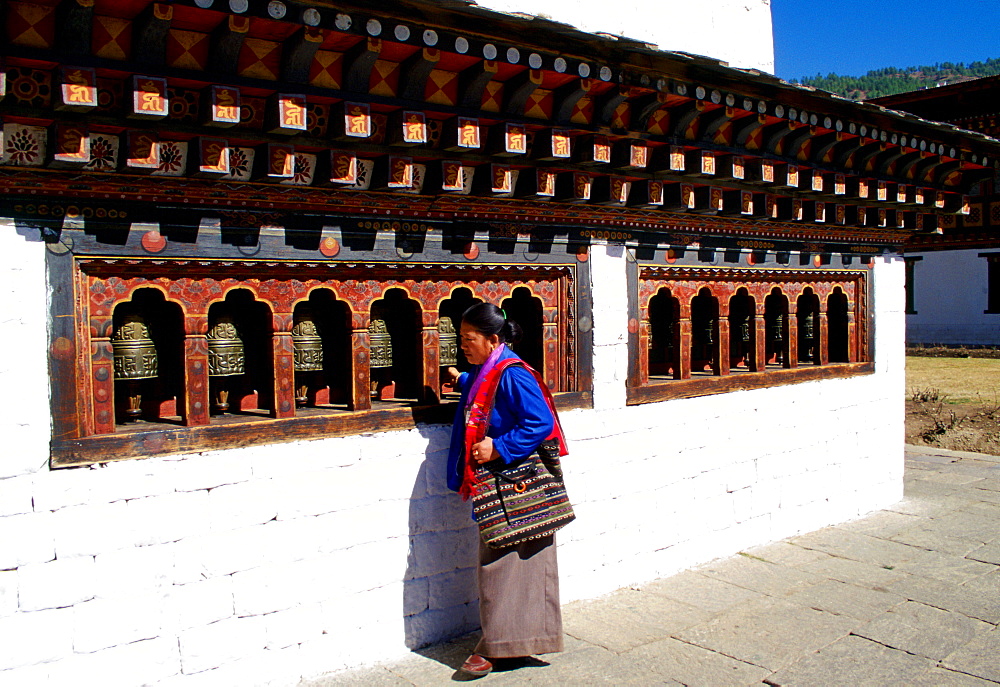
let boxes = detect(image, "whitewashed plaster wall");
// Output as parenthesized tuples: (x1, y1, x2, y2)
(472, 0, 775, 73)
(0, 221, 903, 686)
(906, 248, 1000, 345)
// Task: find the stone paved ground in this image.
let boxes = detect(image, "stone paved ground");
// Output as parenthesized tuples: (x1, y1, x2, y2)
(302, 446, 1000, 686)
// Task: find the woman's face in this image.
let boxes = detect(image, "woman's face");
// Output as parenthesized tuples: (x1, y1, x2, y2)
(460, 322, 500, 365)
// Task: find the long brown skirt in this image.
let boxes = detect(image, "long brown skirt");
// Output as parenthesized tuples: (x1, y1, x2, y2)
(474, 534, 564, 658)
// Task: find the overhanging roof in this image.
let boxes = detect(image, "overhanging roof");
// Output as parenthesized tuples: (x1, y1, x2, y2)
(0, 0, 997, 248)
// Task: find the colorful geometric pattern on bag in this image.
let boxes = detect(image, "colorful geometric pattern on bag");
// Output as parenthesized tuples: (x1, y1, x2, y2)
(472, 451, 576, 549)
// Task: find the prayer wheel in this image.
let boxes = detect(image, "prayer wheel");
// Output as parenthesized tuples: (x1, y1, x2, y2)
(207, 316, 245, 377)
(661, 321, 676, 353)
(438, 316, 458, 367)
(801, 312, 817, 360)
(368, 318, 393, 369)
(112, 314, 158, 381)
(771, 313, 785, 345)
(292, 307, 324, 372)
(803, 312, 816, 342)
(703, 317, 716, 346)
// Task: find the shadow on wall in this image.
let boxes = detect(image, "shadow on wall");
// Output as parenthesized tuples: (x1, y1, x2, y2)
(403, 424, 481, 649)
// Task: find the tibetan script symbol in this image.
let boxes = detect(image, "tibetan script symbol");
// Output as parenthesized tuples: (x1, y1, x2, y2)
(283, 102, 305, 128)
(507, 126, 526, 153)
(459, 121, 479, 147)
(552, 134, 570, 158)
(348, 106, 369, 135)
(138, 81, 164, 111)
(405, 114, 426, 142)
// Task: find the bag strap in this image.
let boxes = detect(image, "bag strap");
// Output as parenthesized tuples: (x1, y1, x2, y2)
(459, 358, 521, 498)
(519, 364, 568, 457)
(464, 357, 566, 463)
(460, 356, 569, 497)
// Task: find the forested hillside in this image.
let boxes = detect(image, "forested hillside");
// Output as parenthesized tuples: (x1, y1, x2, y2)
(793, 58, 1000, 100)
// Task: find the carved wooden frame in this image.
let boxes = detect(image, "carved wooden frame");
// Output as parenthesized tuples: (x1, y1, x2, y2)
(627, 265, 872, 404)
(51, 257, 586, 466)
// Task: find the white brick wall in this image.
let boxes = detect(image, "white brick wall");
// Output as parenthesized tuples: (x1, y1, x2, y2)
(0, 223, 905, 685)
(0, 222, 50, 479)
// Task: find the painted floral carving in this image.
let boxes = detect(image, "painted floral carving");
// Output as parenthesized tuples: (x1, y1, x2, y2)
(2, 125, 45, 166)
(293, 154, 312, 184)
(86, 135, 119, 171)
(282, 153, 316, 186)
(157, 141, 185, 174)
(227, 148, 252, 179)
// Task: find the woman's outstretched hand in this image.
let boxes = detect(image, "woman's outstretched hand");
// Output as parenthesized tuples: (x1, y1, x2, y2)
(445, 366, 461, 385)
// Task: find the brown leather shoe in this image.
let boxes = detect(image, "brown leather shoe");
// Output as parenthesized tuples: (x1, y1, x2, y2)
(459, 653, 493, 677)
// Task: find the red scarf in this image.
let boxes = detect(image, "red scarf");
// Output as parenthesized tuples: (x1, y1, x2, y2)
(459, 357, 568, 500)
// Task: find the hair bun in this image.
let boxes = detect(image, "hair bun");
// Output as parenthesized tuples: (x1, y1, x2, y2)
(501, 319, 523, 346)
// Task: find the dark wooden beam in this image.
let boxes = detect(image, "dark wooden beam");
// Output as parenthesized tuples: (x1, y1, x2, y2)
(909, 156, 941, 186)
(695, 108, 731, 143)
(734, 116, 766, 148)
(504, 69, 542, 115)
(133, 3, 173, 68)
(633, 93, 668, 131)
(56, 0, 94, 57)
(210, 15, 251, 75)
(809, 132, 841, 165)
(400, 48, 440, 102)
(597, 87, 631, 127)
(554, 78, 593, 124)
(839, 139, 882, 171)
(829, 136, 866, 168)
(892, 150, 925, 179)
(769, 124, 809, 157)
(459, 59, 498, 110)
(344, 38, 382, 93)
(671, 102, 703, 139)
(281, 26, 325, 84)
(869, 146, 908, 177)
(924, 159, 960, 187)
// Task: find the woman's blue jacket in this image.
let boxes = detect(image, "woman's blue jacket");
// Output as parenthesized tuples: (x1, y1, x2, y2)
(446, 346, 554, 492)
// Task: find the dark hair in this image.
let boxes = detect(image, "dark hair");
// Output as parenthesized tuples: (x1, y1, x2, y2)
(461, 302, 522, 345)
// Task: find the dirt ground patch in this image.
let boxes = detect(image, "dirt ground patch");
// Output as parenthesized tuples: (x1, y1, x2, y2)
(906, 356, 1000, 455)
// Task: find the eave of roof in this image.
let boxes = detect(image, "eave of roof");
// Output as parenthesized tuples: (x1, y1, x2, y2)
(348, 0, 1000, 155)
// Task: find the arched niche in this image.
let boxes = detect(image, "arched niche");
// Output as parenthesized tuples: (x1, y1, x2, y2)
(206, 288, 274, 417)
(828, 287, 850, 363)
(764, 287, 790, 368)
(796, 287, 821, 364)
(648, 287, 681, 379)
(438, 287, 482, 396)
(292, 289, 353, 410)
(690, 287, 720, 375)
(501, 286, 544, 373)
(369, 287, 422, 402)
(110, 288, 184, 425)
(728, 288, 756, 371)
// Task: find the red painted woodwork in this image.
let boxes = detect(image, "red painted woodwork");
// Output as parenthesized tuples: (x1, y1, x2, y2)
(636, 266, 867, 392)
(183, 335, 211, 426)
(71, 259, 573, 438)
(91, 339, 116, 434)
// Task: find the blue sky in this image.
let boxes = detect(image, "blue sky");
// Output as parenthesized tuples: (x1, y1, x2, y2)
(772, 0, 1000, 81)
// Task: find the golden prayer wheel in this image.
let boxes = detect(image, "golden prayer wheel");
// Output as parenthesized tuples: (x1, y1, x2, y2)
(438, 316, 458, 367)
(292, 307, 324, 372)
(207, 316, 245, 377)
(368, 318, 393, 369)
(112, 314, 158, 381)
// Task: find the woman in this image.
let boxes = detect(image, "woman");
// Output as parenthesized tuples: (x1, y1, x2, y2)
(445, 302, 565, 678)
